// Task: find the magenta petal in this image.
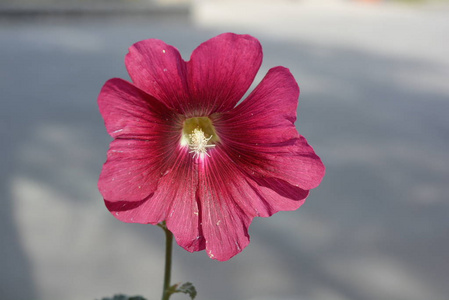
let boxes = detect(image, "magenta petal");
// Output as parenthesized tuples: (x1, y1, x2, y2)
(98, 78, 186, 202)
(246, 176, 309, 215)
(104, 150, 196, 227)
(213, 66, 325, 190)
(196, 148, 308, 261)
(104, 147, 206, 251)
(98, 139, 165, 202)
(163, 151, 205, 252)
(98, 78, 180, 139)
(104, 192, 167, 225)
(258, 136, 325, 190)
(187, 33, 263, 115)
(102, 148, 192, 224)
(198, 149, 252, 261)
(125, 39, 189, 113)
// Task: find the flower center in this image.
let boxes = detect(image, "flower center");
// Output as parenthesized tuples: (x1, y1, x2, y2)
(181, 117, 219, 158)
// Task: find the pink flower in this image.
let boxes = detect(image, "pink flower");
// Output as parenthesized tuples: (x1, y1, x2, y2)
(98, 33, 325, 261)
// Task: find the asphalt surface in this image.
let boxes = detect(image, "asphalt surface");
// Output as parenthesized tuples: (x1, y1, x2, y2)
(1, 2, 448, 300)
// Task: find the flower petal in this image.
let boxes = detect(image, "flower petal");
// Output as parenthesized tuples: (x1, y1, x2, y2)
(98, 139, 167, 202)
(103, 150, 195, 225)
(198, 149, 252, 261)
(245, 176, 309, 216)
(104, 147, 205, 252)
(187, 33, 263, 115)
(125, 39, 189, 113)
(197, 147, 309, 261)
(163, 150, 205, 252)
(104, 192, 168, 225)
(98, 78, 186, 202)
(98, 78, 181, 139)
(213, 66, 325, 190)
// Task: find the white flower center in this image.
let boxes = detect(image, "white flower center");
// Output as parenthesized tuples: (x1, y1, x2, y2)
(181, 117, 219, 158)
(188, 128, 215, 157)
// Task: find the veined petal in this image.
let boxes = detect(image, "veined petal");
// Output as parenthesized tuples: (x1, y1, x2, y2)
(104, 147, 205, 251)
(125, 39, 189, 113)
(104, 191, 168, 225)
(213, 66, 325, 190)
(98, 78, 181, 139)
(98, 79, 185, 202)
(102, 147, 194, 224)
(198, 147, 308, 261)
(98, 134, 180, 202)
(187, 33, 263, 116)
(198, 149, 252, 261)
(245, 176, 309, 215)
(164, 150, 205, 252)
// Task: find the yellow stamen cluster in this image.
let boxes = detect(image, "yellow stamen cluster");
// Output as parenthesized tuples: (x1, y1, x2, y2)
(188, 128, 215, 157)
(181, 117, 219, 158)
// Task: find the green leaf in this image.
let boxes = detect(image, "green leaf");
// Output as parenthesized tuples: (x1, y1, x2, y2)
(176, 282, 197, 299)
(167, 282, 197, 300)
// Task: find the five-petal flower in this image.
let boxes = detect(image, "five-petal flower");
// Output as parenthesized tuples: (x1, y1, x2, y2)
(98, 33, 325, 261)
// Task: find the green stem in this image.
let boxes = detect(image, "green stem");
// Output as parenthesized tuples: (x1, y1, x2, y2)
(160, 222, 173, 300)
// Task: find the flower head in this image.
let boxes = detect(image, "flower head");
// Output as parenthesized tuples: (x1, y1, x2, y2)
(98, 33, 325, 261)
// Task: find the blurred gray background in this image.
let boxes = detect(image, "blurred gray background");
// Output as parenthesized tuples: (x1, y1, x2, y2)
(1, 0, 448, 300)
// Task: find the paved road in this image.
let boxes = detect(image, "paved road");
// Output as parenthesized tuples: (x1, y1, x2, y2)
(1, 2, 448, 300)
